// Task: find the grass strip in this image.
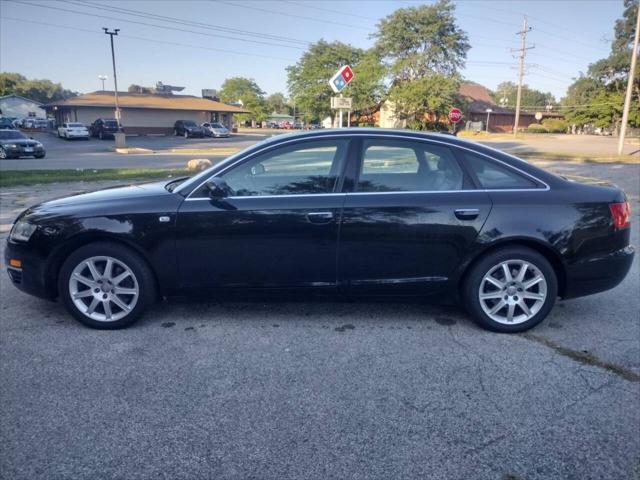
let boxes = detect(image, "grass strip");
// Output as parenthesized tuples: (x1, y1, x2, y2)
(0, 168, 191, 188)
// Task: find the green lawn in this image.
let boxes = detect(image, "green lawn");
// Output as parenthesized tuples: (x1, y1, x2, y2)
(0, 168, 192, 188)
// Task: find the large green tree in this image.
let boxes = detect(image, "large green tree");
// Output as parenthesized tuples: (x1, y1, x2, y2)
(286, 40, 384, 122)
(372, 0, 470, 129)
(219, 77, 268, 123)
(0, 72, 76, 104)
(491, 81, 556, 110)
(562, 0, 639, 129)
(265, 92, 289, 114)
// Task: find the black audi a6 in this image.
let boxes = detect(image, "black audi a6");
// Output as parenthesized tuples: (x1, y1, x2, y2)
(5, 129, 634, 332)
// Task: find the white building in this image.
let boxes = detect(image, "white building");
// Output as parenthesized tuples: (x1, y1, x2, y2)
(0, 94, 45, 118)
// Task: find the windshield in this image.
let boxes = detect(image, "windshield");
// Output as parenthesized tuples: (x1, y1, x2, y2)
(68, 123, 84, 128)
(183, 121, 197, 127)
(0, 130, 27, 140)
(212, 123, 224, 128)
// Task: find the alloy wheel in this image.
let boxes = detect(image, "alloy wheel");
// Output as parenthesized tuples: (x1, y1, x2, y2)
(478, 259, 547, 325)
(68, 255, 139, 322)
(0, 147, 6, 159)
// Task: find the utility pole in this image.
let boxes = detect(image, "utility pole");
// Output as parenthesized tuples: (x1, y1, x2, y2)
(98, 75, 107, 91)
(103, 28, 121, 129)
(618, 3, 640, 155)
(513, 17, 534, 136)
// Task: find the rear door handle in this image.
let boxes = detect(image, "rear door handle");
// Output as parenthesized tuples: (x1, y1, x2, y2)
(307, 211, 334, 224)
(454, 208, 480, 220)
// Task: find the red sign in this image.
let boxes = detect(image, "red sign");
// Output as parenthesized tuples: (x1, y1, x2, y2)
(341, 65, 354, 83)
(448, 108, 463, 123)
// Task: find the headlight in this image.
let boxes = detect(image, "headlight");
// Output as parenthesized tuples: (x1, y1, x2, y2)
(36, 142, 43, 147)
(9, 144, 18, 148)
(10, 220, 37, 242)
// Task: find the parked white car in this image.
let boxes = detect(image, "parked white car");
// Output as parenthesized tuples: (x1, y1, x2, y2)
(57, 122, 89, 140)
(202, 122, 230, 138)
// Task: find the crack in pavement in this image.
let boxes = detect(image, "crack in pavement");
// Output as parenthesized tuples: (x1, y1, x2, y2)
(521, 333, 640, 383)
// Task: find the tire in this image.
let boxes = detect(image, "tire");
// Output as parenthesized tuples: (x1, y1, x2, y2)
(0, 147, 7, 159)
(462, 246, 557, 333)
(58, 242, 157, 329)
(184, 131, 189, 139)
(57, 130, 61, 138)
(174, 129, 178, 136)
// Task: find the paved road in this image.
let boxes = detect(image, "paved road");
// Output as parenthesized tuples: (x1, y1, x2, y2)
(1, 131, 637, 171)
(0, 160, 638, 479)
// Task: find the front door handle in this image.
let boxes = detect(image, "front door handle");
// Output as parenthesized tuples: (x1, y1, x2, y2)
(454, 208, 480, 220)
(307, 211, 334, 224)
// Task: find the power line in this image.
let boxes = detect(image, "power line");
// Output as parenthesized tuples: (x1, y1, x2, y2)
(65, 0, 311, 46)
(283, 0, 379, 21)
(8, 0, 307, 50)
(0, 16, 297, 62)
(216, 0, 373, 31)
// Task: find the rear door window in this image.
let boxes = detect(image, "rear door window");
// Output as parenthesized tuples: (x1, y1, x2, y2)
(356, 139, 464, 192)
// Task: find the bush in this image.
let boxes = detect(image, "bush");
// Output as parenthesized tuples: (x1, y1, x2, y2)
(527, 123, 547, 133)
(541, 118, 568, 133)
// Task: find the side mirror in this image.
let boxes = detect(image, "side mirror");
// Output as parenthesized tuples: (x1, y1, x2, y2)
(205, 177, 233, 199)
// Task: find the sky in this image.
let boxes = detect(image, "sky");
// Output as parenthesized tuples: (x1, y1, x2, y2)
(0, 0, 624, 103)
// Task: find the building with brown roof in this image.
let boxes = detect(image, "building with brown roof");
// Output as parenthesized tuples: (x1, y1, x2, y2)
(44, 91, 249, 135)
(459, 82, 562, 132)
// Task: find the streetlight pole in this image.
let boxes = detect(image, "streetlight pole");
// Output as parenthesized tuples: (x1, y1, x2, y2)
(103, 28, 121, 129)
(98, 75, 107, 91)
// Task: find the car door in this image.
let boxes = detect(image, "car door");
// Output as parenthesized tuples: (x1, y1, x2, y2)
(175, 138, 352, 290)
(338, 137, 492, 295)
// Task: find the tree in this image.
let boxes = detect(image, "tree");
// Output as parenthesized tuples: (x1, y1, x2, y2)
(219, 77, 268, 123)
(562, 0, 639, 129)
(0, 72, 76, 103)
(372, 0, 470, 129)
(266, 92, 289, 114)
(491, 81, 556, 110)
(287, 40, 384, 122)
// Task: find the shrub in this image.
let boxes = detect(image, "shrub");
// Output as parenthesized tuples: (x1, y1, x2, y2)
(541, 118, 568, 133)
(527, 123, 547, 133)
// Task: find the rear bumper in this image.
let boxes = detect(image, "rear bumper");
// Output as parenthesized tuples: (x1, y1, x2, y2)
(4, 240, 56, 300)
(563, 244, 635, 299)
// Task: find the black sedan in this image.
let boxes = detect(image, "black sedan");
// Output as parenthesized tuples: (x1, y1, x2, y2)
(0, 130, 46, 159)
(5, 129, 634, 332)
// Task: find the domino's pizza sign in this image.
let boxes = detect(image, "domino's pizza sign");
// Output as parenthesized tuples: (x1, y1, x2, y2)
(329, 65, 355, 93)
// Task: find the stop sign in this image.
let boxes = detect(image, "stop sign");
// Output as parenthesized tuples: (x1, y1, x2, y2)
(448, 108, 463, 123)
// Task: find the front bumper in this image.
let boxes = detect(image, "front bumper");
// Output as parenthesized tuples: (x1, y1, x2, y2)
(4, 240, 56, 300)
(5, 146, 45, 157)
(563, 245, 635, 299)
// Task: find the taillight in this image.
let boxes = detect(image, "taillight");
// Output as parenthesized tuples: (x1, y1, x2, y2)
(609, 202, 631, 229)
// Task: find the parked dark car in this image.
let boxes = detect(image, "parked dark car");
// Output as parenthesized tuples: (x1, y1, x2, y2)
(174, 120, 205, 138)
(89, 118, 120, 139)
(5, 129, 634, 331)
(0, 117, 16, 129)
(0, 129, 46, 159)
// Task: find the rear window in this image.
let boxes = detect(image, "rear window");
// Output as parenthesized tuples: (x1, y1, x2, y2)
(69, 123, 84, 128)
(461, 151, 538, 189)
(105, 120, 118, 127)
(183, 121, 197, 127)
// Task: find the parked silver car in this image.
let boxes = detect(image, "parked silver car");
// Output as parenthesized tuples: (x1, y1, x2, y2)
(201, 122, 230, 138)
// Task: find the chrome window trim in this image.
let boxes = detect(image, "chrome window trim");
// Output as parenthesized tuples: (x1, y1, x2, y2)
(181, 133, 550, 199)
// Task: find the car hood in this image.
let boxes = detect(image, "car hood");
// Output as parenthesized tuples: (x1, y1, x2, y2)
(0, 139, 39, 146)
(40, 181, 174, 208)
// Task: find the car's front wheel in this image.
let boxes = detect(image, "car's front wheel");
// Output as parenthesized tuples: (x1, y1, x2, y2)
(184, 131, 189, 139)
(463, 246, 557, 333)
(58, 242, 156, 329)
(0, 147, 8, 159)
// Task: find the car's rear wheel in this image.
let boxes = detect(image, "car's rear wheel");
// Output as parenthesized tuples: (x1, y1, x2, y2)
(99, 131, 104, 140)
(184, 131, 189, 139)
(463, 246, 557, 333)
(58, 242, 156, 329)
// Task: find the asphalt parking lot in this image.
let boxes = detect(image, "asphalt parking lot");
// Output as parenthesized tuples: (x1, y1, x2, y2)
(0, 131, 272, 171)
(0, 159, 638, 479)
